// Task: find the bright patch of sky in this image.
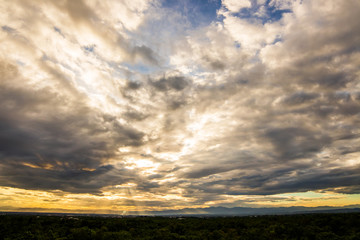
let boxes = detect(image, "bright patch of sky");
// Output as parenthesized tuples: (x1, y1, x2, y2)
(161, 0, 222, 27)
(226, 0, 292, 24)
(162, 0, 292, 27)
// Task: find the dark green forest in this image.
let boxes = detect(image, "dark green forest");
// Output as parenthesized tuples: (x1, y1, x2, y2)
(1, 213, 360, 240)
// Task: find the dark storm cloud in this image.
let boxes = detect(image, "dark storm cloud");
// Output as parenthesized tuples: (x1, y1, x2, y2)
(133, 45, 159, 65)
(260, 167, 360, 195)
(202, 55, 226, 71)
(264, 127, 331, 161)
(281, 91, 319, 105)
(167, 99, 188, 110)
(0, 61, 145, 193)
(183, 167, 229, 179)
(0, 164, 121, 194)
(305, 69, 352, 88)
(330, 186, 360, 194)
(126, 80, 142, 90)
(150, 76, 189, 91)
(182, 164, 360, 196)
(179, 149, 264, 179)
(282, 91, 360, 119)
(142, 75, 192, 112)
(168, 76, 189, 90)
(123, 108, 148, 121)
(150, 78, 167, 91)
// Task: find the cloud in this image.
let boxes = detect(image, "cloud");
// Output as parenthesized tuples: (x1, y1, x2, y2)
(222, 0, 252, 12)
(280, 91, 319, 105)
(165, 0, 360, 199)
(0, 0, 360, 212)
(150, 75, 189, 91)
(264, 127, 331, 161)
(0, 60, 146, 193)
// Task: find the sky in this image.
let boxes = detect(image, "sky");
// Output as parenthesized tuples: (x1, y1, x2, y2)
(1, 0, 360, 214)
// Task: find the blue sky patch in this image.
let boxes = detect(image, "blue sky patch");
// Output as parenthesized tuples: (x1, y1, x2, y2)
(231, 0, 292, 24)
(82, 45, 96, 54)
(122, 62, 157, 75)
(161, 0, 222, 27)
(54, 26, 65, 37)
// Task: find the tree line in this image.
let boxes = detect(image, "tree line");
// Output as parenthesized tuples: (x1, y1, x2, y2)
(1, 212, 360, 239)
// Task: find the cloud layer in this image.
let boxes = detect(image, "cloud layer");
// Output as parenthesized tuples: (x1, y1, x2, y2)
(1, 0, 360, 211)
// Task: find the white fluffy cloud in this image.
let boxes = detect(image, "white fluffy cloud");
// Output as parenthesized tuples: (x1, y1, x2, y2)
(222, 0, 252, 12)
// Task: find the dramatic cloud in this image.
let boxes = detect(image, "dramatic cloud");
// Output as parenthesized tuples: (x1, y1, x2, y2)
(1, 0, 360, 213)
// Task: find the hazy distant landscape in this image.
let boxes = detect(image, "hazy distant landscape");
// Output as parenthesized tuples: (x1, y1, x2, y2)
(1, 212, 360, 239)
(3, 205, 360, 217)
(132, 205, 360, 216)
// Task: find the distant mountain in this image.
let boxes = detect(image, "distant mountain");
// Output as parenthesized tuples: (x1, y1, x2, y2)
(2, 205, 360, 217)
(139, 206, 360, 216)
